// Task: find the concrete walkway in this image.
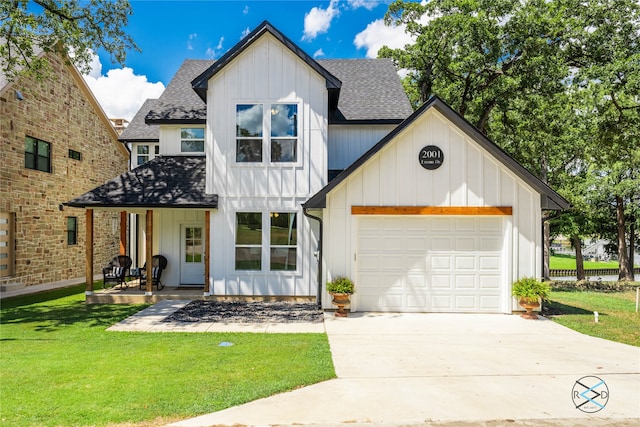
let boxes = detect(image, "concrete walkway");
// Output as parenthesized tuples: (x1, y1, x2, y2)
(171, 312, 640, 427)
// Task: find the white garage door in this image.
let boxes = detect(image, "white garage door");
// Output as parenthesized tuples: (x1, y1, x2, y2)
(357, 216, 506, 313)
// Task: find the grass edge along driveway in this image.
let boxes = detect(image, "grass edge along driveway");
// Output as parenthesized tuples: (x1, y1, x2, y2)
(544, 285, 640, 347)
(0, 285, 336, 427)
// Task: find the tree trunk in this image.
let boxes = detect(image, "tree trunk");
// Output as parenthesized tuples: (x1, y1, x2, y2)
(616, 195, 632, 281)
(573, 235, 585, 281)
(543, 219, 551, 280)
(629, 216, 635, 281)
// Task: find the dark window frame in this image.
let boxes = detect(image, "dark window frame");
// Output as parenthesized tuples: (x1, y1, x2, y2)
(68, 149, 82, 161)
(67, 216, 78, 245)
(25, 136, 52, 173)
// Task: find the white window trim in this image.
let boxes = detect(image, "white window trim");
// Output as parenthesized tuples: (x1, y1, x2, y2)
(233, 101, 302, 167)
(233, 210, 299, 274)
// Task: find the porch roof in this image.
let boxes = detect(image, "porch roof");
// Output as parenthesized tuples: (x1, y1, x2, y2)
(65, 156, 218, 209)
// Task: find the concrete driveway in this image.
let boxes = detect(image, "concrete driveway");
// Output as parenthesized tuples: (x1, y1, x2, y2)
(173, 312, 640, 426)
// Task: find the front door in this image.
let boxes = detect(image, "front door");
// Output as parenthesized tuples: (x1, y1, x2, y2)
(180, 225, 204, 285)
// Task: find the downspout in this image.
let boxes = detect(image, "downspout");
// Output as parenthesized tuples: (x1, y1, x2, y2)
(303, 208, 323, 307)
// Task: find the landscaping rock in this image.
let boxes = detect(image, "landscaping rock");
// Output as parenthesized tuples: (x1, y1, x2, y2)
(161, 300, 324, 323)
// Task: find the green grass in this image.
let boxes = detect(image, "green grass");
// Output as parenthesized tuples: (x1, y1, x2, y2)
(550, 254, 622, 270)
(545, 287, 640, 347)
(0, 286, 335, 427)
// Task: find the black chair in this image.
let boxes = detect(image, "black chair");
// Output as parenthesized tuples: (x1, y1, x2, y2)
(139, 255, 168, 291)
(102, 255, 132, 289)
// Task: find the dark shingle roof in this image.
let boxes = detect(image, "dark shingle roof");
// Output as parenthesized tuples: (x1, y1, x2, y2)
(65, 156, 217, 208)
(318, 59, 413, 123)
(119, 99, 160, 141)
(145, 59, 212, 124)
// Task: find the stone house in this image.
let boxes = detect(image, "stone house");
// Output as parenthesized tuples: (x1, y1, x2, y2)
(0, 48, 130, 291)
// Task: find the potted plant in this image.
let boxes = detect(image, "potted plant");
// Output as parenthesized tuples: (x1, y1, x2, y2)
(512, 277, 551, 319)
(326, 276, 355, 317)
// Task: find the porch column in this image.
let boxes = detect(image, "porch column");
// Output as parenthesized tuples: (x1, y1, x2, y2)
(145, 210, 153, 295)
(85, 209, 94, 294)
(204, 210, 211, 295)
(119, 211, 127, 256)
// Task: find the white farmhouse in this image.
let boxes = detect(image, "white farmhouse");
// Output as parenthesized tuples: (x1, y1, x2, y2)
(67, 21, 568, 313)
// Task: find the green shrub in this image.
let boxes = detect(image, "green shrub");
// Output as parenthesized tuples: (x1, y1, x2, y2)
(326, 276, 355, 294)
(512, 277, 551, 301)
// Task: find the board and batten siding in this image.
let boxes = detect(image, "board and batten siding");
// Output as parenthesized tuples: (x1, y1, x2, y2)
(205, 33, 327, 296)
(324, 109, 542, 306)
(328, 125, 397, 170)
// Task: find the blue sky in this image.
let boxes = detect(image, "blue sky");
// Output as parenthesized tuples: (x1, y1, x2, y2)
(84, 0, 420, 121)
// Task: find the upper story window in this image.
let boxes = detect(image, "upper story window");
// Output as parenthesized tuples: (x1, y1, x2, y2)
(270, 104, 298, 162)
(136, 144, 159, 166)
(25, 136, 51, 172)
(68, 149, 82, 161)
(235, 103, 298, 163)
(236, 104, 263, 162)
(181, 128, 205, 153)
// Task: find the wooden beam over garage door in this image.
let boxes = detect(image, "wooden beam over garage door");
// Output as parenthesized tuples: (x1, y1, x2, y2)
(351, 206, 513, 216)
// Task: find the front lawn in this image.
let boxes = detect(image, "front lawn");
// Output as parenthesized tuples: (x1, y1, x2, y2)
(0, 285, 335, 427)
(549, 254, 622, 270)
(544, 286, 640, 347)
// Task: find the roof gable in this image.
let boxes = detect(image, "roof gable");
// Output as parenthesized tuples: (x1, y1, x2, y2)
(304, 96, 569, 210)
(191, 21, 342, 109)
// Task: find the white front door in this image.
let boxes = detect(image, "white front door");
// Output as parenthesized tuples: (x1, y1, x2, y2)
(180, 224, 204, 285)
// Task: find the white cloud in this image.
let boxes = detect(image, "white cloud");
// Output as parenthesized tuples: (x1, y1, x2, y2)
(354, 19, 413, 58)
(187, 33, 197, 50)
(354, 6, 432, 58)
(82, 53, 165, 121)
(241, 27, 251, 39)
(206, 37, 225, 59)
(347, 0, 378, 11)
(243, 5, 249, 14)
(313, 48, 325, 58)
(302, 0, 340, 41)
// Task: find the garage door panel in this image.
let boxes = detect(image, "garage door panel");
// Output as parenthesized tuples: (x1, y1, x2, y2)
(479, 256, 500, 270)
(455, 237, 476, 251)
(357, 216, 504, 313)
(431, 256, 452, 270)
(479, 276, 500, 289)
(454, 275, 476, 289)
(432, 237, 452, 251)
(455, 256, 476, 270)
(431, 275, 452, 288)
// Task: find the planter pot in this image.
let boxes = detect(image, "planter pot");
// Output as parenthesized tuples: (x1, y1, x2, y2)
(518, 297, 541, 319)
(331, 293, 351, 317)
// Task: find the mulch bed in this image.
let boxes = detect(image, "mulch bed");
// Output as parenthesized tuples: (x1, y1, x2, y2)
(162, 300, 324, 323)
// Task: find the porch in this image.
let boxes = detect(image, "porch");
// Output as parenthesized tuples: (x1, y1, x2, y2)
(87, 281, 315, 305)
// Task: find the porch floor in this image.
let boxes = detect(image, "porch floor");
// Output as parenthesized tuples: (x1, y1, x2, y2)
(86, 280, 315, 305)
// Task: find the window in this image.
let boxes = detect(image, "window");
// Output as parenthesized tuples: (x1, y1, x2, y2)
(235, 213, 262, 270)
(270, 212, 297, 271)
(136, 145, 159, 166)
(236, 103, 299, 163)
(68, 149, 82, 161)
(25, 136, 51, 172)
(67, 216, 77, 245)
(270, 104, 297, 162)
(136, 145, 149, 166)
(184, 227, 203, 263)
(236, 104, 263, 162)
(181, 128, 205, 153)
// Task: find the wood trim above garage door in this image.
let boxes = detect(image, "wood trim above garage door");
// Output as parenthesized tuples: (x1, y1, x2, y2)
(351, 206, 513, 216)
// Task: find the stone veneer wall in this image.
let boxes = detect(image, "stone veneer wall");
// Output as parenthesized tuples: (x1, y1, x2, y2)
(0, 51, 129, 287)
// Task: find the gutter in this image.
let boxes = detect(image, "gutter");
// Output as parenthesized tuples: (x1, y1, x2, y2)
(303, 208, 323, 308)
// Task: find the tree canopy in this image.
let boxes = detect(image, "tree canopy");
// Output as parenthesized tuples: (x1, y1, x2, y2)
(0, 0, 138, 81)
(381, 0, 640, 279)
